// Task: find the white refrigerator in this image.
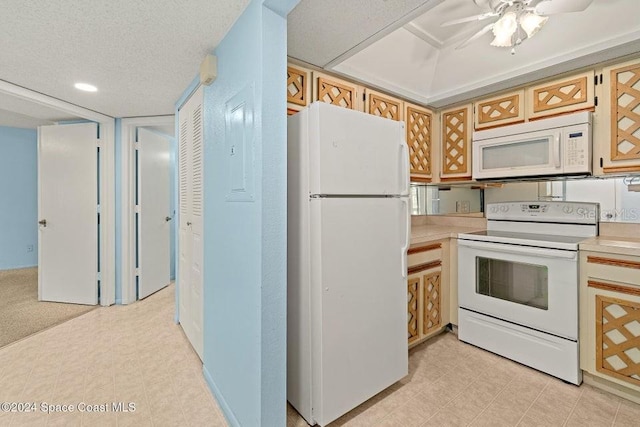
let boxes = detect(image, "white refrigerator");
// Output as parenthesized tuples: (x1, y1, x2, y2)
(287, 102, 410, 426)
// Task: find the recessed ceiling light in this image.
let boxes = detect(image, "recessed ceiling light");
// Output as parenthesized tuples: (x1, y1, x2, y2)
(74, 82, 98, 92)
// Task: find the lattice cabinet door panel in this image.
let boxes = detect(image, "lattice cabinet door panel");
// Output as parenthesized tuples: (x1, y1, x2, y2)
(287, 64, 311, 115)
(474, 90, 525, 130)
(595, 293, 640, 387)
(407, 276, 421, 345)
(526, 71, 595, 119)
(422, 269, 442, 336)
(364, 88, 403, 121)
(599, 59, 640, 174)
(312, 71, 361, 111)
(405, 102, 434, 182)
(441, 104, 473, 180)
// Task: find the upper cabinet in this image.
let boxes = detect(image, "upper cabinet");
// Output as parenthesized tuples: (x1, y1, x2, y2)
(312, 71, 362, 111)
(287, 65, 311, 115)
(405, 103, 434, 182)
(474, 90, 525, 130)
(598, 58, 640, 174)
(440, 104, 473, 180)
(526, 71, 595, 119)
(365, 88, 403, 121)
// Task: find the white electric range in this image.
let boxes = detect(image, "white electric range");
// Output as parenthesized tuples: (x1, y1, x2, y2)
(457, 201, 599, 385)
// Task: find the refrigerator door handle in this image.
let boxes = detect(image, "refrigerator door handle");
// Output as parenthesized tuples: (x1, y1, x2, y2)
(401, 198, 409, 278)
(399, 140, 410, 196)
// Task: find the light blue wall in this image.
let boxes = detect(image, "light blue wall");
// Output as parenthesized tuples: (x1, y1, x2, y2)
(191, 0, 293, 425)
(0, 126, 38, 270)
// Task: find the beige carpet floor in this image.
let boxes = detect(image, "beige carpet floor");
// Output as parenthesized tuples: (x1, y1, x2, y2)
(0, 267, 96, 348)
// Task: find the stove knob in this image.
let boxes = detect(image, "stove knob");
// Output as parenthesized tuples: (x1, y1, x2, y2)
(500, 205, 509, 213)
(562, 205, 574, 214)
(490, 206, 498, 213)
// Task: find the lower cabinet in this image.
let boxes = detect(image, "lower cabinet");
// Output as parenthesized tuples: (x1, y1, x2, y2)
(580, 251, 640, 395)
(407, 240, 449, 347)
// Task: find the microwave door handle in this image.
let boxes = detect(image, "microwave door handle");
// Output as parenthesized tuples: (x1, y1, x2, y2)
(554, 134, 561, 168)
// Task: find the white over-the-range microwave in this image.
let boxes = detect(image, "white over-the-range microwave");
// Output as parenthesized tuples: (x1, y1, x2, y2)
(472, 111, 592, 180)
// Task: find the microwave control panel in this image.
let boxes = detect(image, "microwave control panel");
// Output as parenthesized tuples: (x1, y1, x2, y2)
(563, 124, 591, 173)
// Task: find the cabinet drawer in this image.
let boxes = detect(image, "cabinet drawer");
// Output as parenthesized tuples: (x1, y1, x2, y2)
(408, 243, 442, 268)
(586, 255, 640, 286)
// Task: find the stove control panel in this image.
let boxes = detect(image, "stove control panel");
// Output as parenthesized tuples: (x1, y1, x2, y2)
(486, 201, 599, 225)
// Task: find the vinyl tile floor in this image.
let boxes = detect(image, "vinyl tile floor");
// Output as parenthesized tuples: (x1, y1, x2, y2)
(0, 284, 227, 427)
(288, 332, 640, 427)
(3, 282, 639, 427)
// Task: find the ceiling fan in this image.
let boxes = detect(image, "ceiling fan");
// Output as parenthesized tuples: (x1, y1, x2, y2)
(443, 0, 595, 52)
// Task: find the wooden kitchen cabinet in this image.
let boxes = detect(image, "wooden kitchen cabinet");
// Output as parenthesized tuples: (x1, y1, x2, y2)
(364, 88, 403, 121)
(287, 64, 312, 115)
(474, 89, 525, 130)
(595, 58, 640, 174)
(440, 104, 473, 181)
(312, 71, 362, 111)
(406, 240, 450, 347)
(405, 102, 435, 182)
(526, 70, 595, 120)
(580, 251, 640, 397)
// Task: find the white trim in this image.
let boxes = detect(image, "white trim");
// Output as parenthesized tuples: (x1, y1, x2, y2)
(323, 0, 445, 69)
(120, 115, 175, 304)
(0, 80, 116, 307)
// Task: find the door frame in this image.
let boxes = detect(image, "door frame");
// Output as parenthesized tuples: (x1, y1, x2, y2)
(120, 116, 175, 304)
(0, 80, 116, 306)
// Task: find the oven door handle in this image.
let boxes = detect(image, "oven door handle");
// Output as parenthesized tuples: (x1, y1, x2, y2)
(458, 239, 577, 260)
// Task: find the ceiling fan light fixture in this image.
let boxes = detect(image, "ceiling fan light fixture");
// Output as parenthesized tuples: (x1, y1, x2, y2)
(519, 12, 548, 38)
(490, 34, 513, 47)
(492, 11, 517, 39)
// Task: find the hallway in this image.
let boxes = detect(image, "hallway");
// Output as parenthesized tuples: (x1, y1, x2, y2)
(0, 285, 227, 427)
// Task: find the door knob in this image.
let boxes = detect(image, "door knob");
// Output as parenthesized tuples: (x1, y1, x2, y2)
(165, 216, 172, 222)
(186, 221, 192, 226)
(38, 219, 47, 227)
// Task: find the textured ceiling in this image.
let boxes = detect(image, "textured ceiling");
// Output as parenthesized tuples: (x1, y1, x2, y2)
(287, 0, 444, 67)
(0, 0, 250, 117)
(330, 0, 640, 107)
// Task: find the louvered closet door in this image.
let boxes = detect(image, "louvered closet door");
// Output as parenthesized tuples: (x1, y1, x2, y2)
(178, 85, 204, 359)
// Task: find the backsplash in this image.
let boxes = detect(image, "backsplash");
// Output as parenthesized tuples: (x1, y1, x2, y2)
(599, 222, 640, 238)
(412, 214, 486, 228)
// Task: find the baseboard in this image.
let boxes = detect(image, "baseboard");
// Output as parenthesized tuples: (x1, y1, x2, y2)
(0, 264, 37, 271)
(583, 372, 640, 405)
(203, 365, 241, 427)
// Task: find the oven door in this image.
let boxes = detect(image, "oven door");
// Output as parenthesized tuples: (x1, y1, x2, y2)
(458, 239, 578, 340)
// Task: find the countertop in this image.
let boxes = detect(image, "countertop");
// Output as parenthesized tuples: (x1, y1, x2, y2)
(411, 225, 485, 247)
(579, 236, 640, 257)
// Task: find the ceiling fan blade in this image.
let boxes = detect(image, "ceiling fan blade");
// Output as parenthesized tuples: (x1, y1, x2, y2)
(441, 12, 497, 27)
(456, 23, 495, 49)
(535, 0, 594, 15)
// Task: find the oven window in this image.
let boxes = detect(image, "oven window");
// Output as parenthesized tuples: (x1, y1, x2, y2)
(476, 257, 549, 310)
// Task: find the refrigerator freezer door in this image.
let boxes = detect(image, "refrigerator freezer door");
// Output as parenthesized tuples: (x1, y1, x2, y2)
(309, 102, 409, 196)
(310, 197, 409, 426)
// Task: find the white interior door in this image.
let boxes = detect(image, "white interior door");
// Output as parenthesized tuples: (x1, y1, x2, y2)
(138, 128, 171, 299)
(39, 123, 98, 305)
(178, 86, 204, 358)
